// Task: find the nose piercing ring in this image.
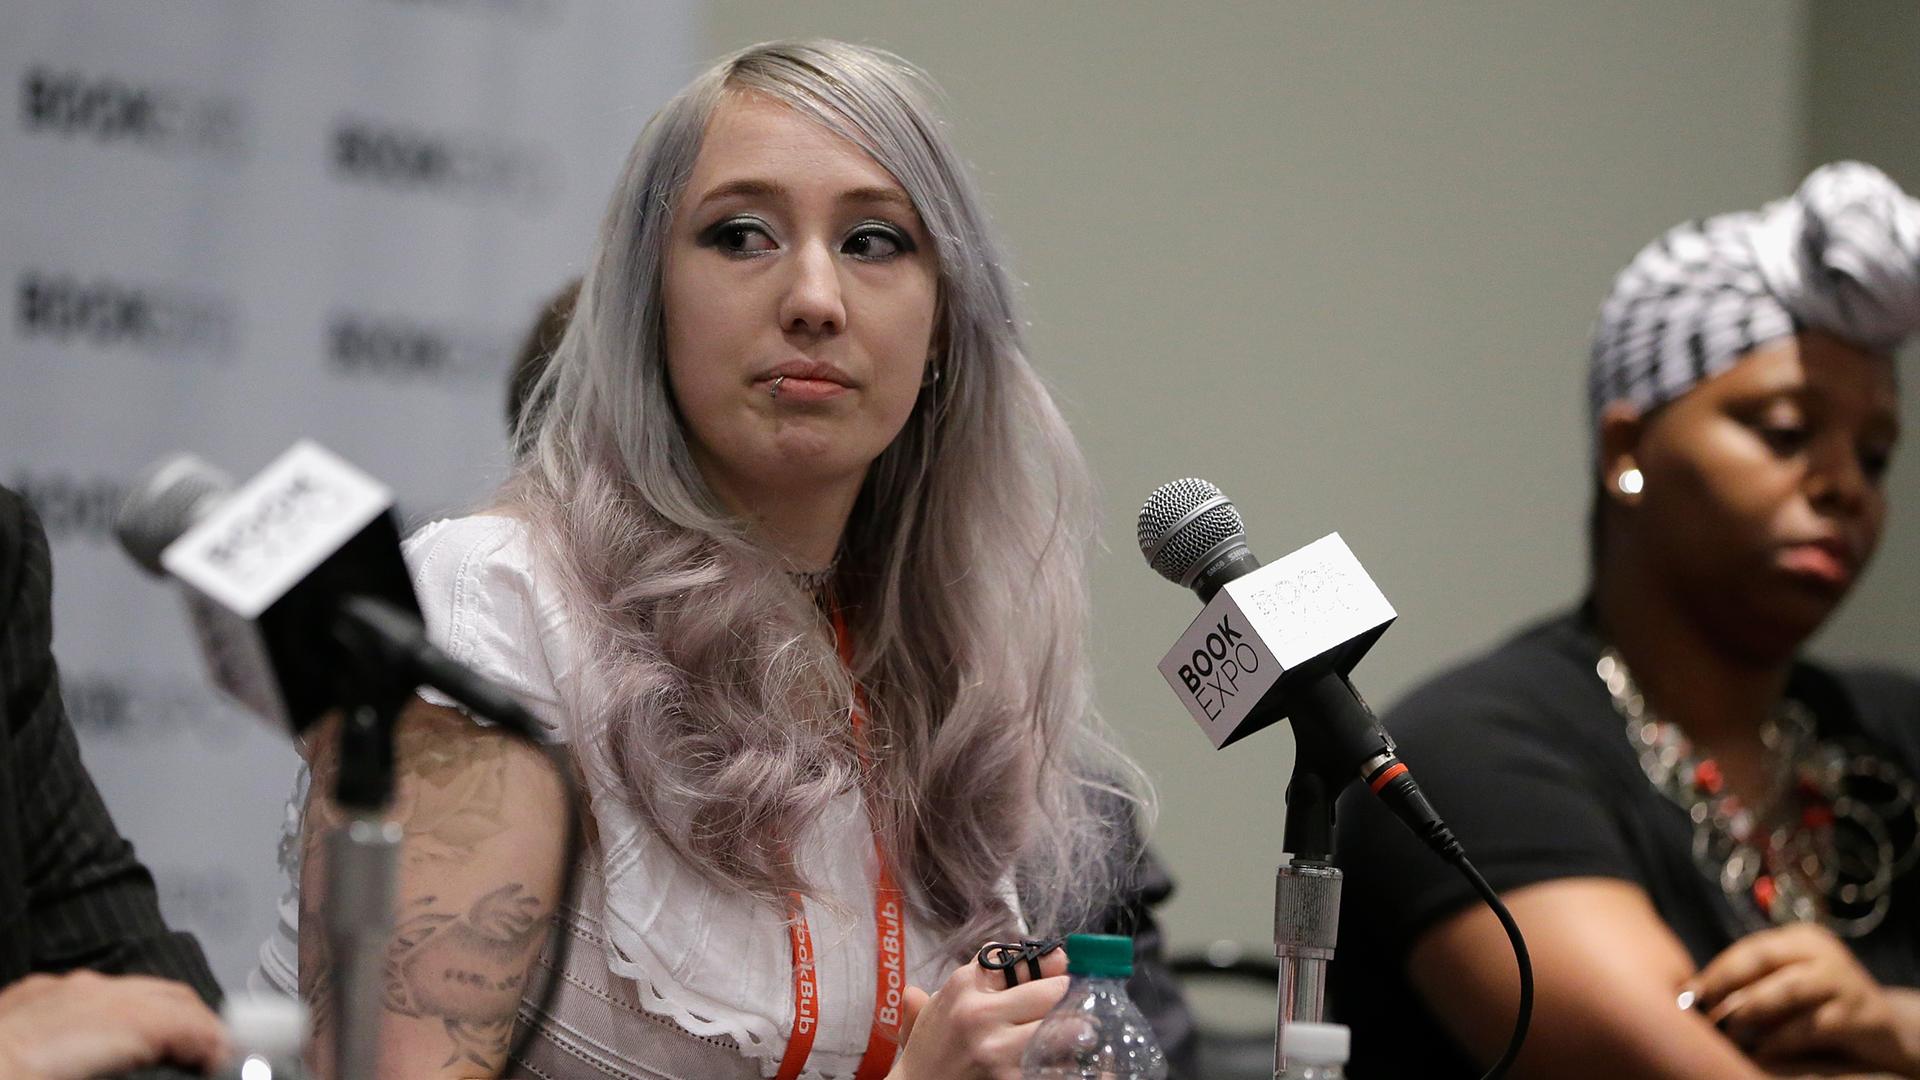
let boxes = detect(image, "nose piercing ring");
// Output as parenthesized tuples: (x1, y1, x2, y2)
(770, 375, 786, 401)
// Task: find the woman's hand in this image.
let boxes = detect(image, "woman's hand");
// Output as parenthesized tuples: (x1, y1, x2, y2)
(886, 947, 1070, 1079)
(1685, 924, 1920, 1077)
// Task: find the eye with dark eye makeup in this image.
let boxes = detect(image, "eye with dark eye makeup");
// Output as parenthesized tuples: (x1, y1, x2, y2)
(698, 216, 777, 256)
(842, 222, 914, 261)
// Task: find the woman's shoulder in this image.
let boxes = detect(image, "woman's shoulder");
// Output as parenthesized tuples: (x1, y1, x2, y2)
(403, 513, 554, 629)
(1802, 658, 1920, 769)
(1386, 607, 1605, 739)
(1821, 662, 1920, 713)
(403, 512, 575, 731)
(404, 512, 533, 580)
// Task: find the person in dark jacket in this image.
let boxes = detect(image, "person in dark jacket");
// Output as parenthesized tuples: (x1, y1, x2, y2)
(0, 485, 227, 1078)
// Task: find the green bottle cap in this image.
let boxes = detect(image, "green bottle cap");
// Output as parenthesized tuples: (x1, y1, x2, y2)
(1064, 933, 1133, 978)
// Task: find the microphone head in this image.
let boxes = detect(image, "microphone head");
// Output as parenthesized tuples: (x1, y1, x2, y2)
(1137, 477, 1248, 588)
(115, 453, 233, 576)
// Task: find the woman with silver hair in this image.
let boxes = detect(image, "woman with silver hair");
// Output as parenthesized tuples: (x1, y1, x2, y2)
(1332, 163, 1920, 1079)
(258, 40, 1155, 1079)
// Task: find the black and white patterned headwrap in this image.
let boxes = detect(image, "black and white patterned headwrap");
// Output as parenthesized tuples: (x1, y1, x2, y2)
(1589, 161, 1920, 429)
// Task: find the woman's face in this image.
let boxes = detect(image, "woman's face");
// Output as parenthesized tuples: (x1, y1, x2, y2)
(1627, 332, 1900, 652)
(662, 92, 938, 511)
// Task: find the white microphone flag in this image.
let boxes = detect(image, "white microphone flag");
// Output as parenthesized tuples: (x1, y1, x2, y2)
(1158, 534, 1396, 749)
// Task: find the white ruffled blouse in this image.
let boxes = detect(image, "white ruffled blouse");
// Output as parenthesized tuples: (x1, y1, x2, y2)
(256, 515, 961, 1080)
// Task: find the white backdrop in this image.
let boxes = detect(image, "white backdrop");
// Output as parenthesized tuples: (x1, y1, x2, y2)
(0, 0, 696, 986)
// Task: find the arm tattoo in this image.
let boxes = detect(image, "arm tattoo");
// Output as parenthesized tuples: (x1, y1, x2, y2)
(306, 713, 516, 867)
(300, 711, 549, 1070)
(391, 719, 515, 865)
(387, 883, 548, 1069)
(297, 892, 337, 1037)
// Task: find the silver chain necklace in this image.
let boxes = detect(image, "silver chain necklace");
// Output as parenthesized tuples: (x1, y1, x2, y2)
(1597, 648, 1918, 938)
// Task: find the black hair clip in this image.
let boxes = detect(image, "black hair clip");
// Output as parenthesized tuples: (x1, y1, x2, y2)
(975, 937, 1064, 989)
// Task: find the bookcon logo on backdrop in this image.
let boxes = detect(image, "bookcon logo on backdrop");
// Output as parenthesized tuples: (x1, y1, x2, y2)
(10, 470, 129, 545)
(326, 309, 511, 383)
(20, 64, 245, 156)
(64, 670, 250, 746)
(16, 271, 237, 358)
(330, 115, 549, 206)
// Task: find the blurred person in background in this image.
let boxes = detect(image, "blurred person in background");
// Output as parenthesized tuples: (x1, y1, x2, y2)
(261, 39, 1166, 1080)
(0, 486, 227, 1079)
(506, 278, 579, 462)
(1333, 162, 1920, 1079)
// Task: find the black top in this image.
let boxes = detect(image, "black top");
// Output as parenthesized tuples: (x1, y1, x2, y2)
(0, 487, 221, 1075)
(1330, 607, 1920, 1079)
(1025, 791, 1199, 1077)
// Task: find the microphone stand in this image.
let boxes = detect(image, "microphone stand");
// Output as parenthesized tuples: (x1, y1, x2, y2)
(317, 595, 567, 1080)
(325, 697, 405, 1080)
(1274, 680, 1397, 1076)
(319, 601, 421, 1080)
(1271, 715, 1353, 1078)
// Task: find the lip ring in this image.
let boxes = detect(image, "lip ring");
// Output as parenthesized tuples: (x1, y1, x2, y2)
(769, 375, 785, 401)
(762, 358, 855, 388)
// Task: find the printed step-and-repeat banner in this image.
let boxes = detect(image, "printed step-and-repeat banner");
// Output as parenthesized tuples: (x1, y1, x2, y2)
(0, 0, 697, 985)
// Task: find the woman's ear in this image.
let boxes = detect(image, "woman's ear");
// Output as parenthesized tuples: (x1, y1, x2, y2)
(1597, 401, 1647, 506)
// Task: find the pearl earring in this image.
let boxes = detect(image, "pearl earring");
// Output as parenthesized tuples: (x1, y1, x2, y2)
(1616, 468, 1644, 496)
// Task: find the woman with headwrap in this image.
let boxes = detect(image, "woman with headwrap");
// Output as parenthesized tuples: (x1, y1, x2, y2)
(1331, 162, 1920, 1079)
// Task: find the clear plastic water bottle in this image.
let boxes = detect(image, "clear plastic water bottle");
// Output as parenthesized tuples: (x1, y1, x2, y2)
(219, 994, 309, 1080)
(1278, 1021, 1350, 1079)
(1019, 932, 1167, 1079)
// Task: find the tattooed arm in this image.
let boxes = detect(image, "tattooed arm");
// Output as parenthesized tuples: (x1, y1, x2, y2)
(298, 699, 568, 1080)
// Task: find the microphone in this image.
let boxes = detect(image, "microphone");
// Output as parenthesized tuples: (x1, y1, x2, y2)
(116, 440, 424, 742)
(114, 440, 538, 749)
(1142, 480, 1536, 1078)
(1137, 478, 1449, 848)
(116, 440, 571, 1080)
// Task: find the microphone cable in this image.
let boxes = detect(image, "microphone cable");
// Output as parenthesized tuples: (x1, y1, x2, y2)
(1365, 758, 1533, 1080)
(1457, 854, 1533, 1080)
(454, 704, 581, 1076)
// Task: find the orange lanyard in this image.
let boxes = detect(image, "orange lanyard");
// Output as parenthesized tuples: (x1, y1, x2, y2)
(773, 608, 906, 1080)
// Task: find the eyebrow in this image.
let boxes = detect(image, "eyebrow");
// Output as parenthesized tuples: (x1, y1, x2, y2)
(691, 178, 915, 212)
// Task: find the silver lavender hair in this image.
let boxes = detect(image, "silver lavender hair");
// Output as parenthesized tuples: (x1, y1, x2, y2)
(502, 40, 1145, 954)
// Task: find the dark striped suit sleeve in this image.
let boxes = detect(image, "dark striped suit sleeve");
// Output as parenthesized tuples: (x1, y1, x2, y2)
(1, 489, 221, 1007)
